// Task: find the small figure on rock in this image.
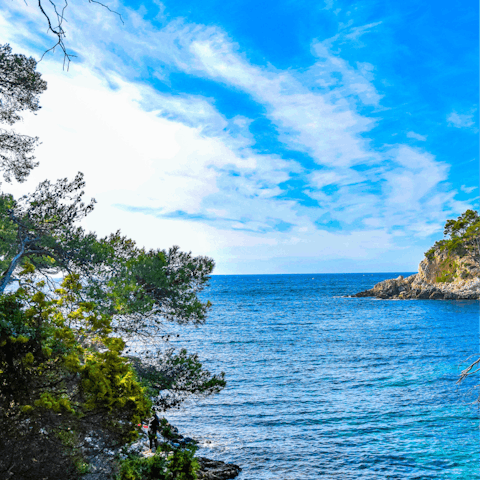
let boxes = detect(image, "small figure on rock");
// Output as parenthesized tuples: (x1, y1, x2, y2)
(148, 412, 160, 451)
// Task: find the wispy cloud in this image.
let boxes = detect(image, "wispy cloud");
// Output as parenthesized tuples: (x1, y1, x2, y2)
(343, 21, 382, 42)
(447, 111, 476, 129)
(461, 185, 477, 194)
(406, 131, 427, 141)
(0, 0, 476, 273)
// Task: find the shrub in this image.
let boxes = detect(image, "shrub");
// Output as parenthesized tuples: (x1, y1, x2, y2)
(117, 453, 168, 480)
(435, 258, 458, 283)
(167, 446, 199, 480)
(117, 445, 199, 480)
(436, 272, 455, 283)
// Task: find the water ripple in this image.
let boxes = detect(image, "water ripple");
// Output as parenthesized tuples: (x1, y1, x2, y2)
(166, 274, 479, 479)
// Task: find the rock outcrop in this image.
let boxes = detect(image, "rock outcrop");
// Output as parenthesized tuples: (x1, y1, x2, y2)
(197, 457, 242, 480)
(355, 250, 480, 300)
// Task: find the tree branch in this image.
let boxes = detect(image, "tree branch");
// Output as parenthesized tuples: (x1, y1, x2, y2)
(457, 356, 480, 384)
(0, 236, 26, 294)
(36, 0, 123, 69)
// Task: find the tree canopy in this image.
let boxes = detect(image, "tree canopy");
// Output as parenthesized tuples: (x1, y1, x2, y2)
(0, 44, 225, 479)
(0, 44, 46, 183)
(425, 209, 480, 263)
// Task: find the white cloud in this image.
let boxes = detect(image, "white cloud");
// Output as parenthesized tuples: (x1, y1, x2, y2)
(447, 111, 476, 129)
(406, 131, 427, 141)
(381, 146, 449, 222)
(0, 58, 399, 272)
(0, 2, 469, 273)
(3, 64, 300, 228)
(461, 185, 477, 194)
(343, 21, 382, 42)
(309, 168, 365, 189)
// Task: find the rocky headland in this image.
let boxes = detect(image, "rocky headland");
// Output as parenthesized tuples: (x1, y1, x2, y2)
(355, 249, 480, 300)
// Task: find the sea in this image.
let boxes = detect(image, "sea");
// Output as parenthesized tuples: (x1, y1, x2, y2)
(165, 273, 479, 479)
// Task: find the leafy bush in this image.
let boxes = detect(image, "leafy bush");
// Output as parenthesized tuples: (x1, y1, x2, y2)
(117, 453, 168, 480)
(167, 446, 199, 480)
(424, 246, 437, 261)
(117, 445, 199, 480)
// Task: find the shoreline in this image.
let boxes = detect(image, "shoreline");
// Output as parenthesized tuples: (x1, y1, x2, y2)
(354, 273, 480, 300)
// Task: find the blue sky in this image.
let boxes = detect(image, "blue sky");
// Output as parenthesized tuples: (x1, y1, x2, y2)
(0, 0, 478, 274)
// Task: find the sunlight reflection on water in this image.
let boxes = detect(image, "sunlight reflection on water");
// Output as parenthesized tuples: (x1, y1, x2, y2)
(165, 274, 479, 479)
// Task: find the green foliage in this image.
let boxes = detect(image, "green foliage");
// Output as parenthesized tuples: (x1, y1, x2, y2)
(75, 460, 91, 475)
(167, 446, 199, 480)
(426, 210, 480, 262)
(117, 445, 199, 480)
(460, 269, 472, 279)
(0, 273, 152, 475)
(436, 271, 455, 283)
(0, 194, 17, 273)
(424, 245, 438, 261)
(0, 43, 47, 125)
(0, 173, 97, 294)
(133, 348, 226, 411)
(81, 340, 151, 437)
(444, 209, 480, 238)
(117, 453, 168, 480)
(0, 191, 215, 331)
(0, 43, 224, 480)
(435, 258, 458, 283)
(58, 429, 91, 474)
(0, 43, 47, 184)
(0, 262, 220, 477)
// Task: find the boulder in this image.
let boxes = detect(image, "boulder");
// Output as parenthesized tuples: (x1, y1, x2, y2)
(197, 457, 242, 480)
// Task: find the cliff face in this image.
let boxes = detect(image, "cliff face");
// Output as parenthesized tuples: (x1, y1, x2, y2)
(355, 250, 480, 300)
(417, 249, 480, 284)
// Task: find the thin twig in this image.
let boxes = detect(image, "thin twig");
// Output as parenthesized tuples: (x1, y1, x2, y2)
(34, 0, 123, 69)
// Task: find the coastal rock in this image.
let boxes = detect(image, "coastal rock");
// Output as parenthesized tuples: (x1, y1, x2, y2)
(81, 423, 240, 480)
(197, 457, 242, 480)
(81, 430, 123, 480)
(354, 251, 480, 300)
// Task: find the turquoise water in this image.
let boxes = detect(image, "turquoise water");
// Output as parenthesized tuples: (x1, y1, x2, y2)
(166, 274, 479, 479)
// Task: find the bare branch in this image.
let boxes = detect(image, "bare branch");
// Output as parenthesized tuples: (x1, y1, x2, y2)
(35, 0, 123, 69)
(457, 356, 480, 384)
(89, 0, 123, 23)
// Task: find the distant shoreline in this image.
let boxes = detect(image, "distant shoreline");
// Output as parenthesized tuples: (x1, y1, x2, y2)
(210, 272, 417, 276)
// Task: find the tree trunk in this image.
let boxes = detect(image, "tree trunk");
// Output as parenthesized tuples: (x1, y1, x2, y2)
(0, 239, 26, 294)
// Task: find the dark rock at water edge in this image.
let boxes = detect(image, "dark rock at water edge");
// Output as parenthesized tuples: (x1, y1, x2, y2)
(197, 457, 242, 480)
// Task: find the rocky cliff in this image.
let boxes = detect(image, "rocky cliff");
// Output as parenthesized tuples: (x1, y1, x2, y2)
(355, 250, 480, 300)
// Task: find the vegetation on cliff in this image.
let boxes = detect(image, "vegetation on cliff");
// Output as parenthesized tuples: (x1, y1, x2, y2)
(425, 210, 480, 265)
(422, 210, 479, 285)
(356, 210, 480, 300)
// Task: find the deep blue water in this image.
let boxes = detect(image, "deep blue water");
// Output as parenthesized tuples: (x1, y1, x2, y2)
(166, 274, 479, 479)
